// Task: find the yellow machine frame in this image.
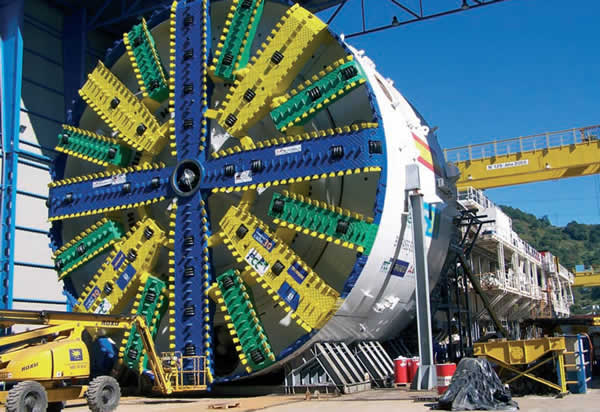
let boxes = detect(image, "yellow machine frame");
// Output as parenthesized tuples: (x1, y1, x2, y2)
(474, 337, 568, 394)
(0, 310, 208, 404)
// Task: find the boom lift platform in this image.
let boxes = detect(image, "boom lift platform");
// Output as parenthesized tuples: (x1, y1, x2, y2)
(0, 310, 209, 411)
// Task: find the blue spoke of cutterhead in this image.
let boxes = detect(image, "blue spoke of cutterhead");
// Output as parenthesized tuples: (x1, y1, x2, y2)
(173, 190, 213, 377)
(172, 0, 211, 162)
(200, 127, 385, 191)
(47, 165, 174, 221)
(169, 0, 214, 382)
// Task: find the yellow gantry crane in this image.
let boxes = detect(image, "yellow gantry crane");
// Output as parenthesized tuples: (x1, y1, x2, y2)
(445, 125, 600, 190)
(572, 266, 600, 288)
(445, 125, 600, 290)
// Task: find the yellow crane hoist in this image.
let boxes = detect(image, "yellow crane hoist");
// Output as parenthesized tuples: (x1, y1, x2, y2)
(0, 310, 209, 411)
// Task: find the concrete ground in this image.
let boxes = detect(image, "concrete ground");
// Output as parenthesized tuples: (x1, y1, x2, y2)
(64, 387, 600, 412)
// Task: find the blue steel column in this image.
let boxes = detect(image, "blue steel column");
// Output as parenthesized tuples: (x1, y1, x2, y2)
(0, 0, 25, 311)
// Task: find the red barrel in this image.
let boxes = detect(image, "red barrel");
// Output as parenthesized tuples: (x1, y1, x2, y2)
(394, 357, 408, 384)
(407, 356, 420, 382)
(436, 363, 457, 395)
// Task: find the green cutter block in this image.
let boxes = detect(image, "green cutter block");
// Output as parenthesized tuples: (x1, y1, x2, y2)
(122, 276, 167, 371)
(54, 220, 125, 279)
(268, 192, 378, 254)
(213, 0, 264, 81)
(126, 20, 169, 102)
(217, 269, 275, 372)
(57, 127, 133, 167)
(270, 60, 367, 131)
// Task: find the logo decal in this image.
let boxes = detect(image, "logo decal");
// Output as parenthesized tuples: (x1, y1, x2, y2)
(390, 259, 410, 278)
(277, 281, 300, 311)
(275, 144, 301, 156)
(287, 261, 307, 284)
(116, 264, 136, 290)
(93, 298, 112, 314)
(111, 251, 126, 270)
(234, 170, 252, 184)
(69, 349, 83, 362)
(252, 228, 276, 252)
(423, 202, 440, 239)
(21, 362, 38, 372)
(83, 286, 101, 310)
(244, 248, 270, 275)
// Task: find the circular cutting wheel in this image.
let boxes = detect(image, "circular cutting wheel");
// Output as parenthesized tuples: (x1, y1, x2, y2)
(49, 0, 453, 384)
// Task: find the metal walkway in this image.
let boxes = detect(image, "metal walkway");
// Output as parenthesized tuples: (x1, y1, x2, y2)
(445, 125, 600, 189)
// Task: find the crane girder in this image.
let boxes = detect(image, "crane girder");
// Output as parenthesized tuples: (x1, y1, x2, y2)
(573, 269, 600, 288)
(445, 125, 600, 190)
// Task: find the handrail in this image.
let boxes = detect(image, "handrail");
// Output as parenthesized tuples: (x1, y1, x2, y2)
(445, 125, 600, 163)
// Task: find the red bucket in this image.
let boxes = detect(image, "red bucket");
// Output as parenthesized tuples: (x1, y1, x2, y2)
(436, 363, 457, 395)
(394, 357, 408, 384)
(407, 356, 420, 383)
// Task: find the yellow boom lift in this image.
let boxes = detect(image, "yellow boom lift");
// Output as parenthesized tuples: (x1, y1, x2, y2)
(0, 310, 208, 412)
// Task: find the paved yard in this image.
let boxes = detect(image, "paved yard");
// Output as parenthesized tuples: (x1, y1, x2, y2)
(63, 387, 600, 412)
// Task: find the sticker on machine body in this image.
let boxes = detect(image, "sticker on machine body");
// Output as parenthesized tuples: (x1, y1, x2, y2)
(82, 286, 101, 310)
(275, 144, 301, 156)
(69, 349, 84, 362)
(252, 227, 276, 252)
(277, 281, 300, 310)
(116, 264, 136, 290)
(234, 170, 252, 184)
(94, 299, 112, 314)
(287, 261, 308, 284)
(92, 174, 126, 188)
(423, 202, 441, 239)
(111, 251, 126, 270)
(244, 248, 269, 275)
(390, 259, 410, 278)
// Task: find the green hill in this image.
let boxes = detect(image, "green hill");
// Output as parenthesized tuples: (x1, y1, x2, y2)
(499, 206, 600, 314)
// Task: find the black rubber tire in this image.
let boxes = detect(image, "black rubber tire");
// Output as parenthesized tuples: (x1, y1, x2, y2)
(6, 380, 48, 412)
(47, 401, 65, 412)
(85, 376, 120, 412)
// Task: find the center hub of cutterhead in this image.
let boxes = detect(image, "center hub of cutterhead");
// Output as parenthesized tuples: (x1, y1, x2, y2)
(171, 159, 203, 197)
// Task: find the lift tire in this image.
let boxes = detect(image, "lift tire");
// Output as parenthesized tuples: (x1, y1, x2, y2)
(47, 401, 66, 412)
(86, 376, 120, 412)
(6, 380, 48, 412)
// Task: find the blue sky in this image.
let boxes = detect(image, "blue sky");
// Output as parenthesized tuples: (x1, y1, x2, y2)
(318, 0, 600, 226)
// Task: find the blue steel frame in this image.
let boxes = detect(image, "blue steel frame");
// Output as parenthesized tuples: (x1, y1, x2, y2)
(0, 0, 25, 311)
(0, 0, 82, 310)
